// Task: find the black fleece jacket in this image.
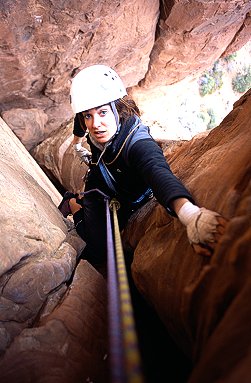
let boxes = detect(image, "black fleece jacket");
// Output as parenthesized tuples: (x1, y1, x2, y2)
(83, 115, 194, 215)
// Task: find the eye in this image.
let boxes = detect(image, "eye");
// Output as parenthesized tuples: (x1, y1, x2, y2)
(83, 113, 91, 120)
(99, 109, 108, 116)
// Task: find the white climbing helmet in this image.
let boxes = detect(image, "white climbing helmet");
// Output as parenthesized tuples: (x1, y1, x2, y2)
(70, 64, 127, 113)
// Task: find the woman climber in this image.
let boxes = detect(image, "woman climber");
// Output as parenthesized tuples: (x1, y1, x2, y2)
(58, 64, 226, 266)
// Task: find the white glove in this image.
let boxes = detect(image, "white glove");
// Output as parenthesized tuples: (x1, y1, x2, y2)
(177, 201, 221, 245)
(74, 143, 92, 166)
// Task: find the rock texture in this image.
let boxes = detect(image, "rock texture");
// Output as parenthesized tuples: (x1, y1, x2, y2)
(0, 261, 108, 383)
(2, 108, 48, 151)
(122, 89, 251, 382)
(0, 0, 159, 146)
(0, 118, 108, 382)
(1, 1, 250, 149)
(142, 0, 251, 88)
(1, 1, 251, 382)
(0, 117, 61, 206)
(31, 119, 90, 193)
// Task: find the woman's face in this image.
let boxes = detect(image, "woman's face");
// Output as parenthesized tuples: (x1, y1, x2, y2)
(82, 104, 117, 144)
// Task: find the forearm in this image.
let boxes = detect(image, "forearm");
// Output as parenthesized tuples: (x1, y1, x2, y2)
(72, 135, 83, 145)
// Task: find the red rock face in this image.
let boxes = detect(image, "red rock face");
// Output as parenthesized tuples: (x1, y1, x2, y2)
(1, 1, 250, 149)
(0, 0, 159, 144)
(141, 0, 251, 88)
(122, 89, 251, 382)
(0, 118, 107, 382)
(0, 261, 109, 383)
(1, 2, 251, 382)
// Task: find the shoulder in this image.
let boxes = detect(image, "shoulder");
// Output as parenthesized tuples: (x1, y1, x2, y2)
(126, 123, 152, 148)
(123, 123, 160, 163)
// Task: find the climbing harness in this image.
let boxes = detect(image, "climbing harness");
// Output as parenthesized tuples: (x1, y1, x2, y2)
(97, 158, 153, 211)
(81, 189, 144, 383)
(99, 159, 117, 194)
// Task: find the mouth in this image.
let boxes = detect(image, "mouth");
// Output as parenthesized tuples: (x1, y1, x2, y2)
(93, 130, 106, 137)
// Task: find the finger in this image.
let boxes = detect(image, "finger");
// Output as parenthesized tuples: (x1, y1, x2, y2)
(214, 216, 228, 238)
(192, 243, 214, 257)
(214, 228, 228, 242)
(213, 232, 221, 243)
(216, 225, 226, 236)
(216, 216, 228, 229)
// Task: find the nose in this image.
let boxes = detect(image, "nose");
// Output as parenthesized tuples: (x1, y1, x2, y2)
(92, 113, 101, 128)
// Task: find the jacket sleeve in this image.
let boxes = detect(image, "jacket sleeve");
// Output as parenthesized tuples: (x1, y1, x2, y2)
(127, 138, 194, 214)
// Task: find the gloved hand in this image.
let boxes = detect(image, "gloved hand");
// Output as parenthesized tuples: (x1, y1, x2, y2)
(177, 201, 227, 256)
(74, 143, 92, 166)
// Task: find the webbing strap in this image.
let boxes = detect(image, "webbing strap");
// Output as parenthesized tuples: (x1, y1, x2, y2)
(110, 199, 144, 383)
(105, 123, 141, 165)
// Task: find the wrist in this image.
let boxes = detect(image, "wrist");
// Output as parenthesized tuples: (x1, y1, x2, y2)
(177, 201, 200, 226)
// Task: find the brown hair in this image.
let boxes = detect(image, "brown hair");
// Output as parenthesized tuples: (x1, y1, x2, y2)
(115, 95, 141, 122)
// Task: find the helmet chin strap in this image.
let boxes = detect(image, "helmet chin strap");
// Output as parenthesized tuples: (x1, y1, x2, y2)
(110, 101, 120, 130)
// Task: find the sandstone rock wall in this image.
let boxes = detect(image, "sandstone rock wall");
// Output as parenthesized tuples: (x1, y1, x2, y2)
(0, 261, 108, 383)
(1, 1, 251, 382)
(122, 89, 251, 382)
(1, 1, 250, 150)
(31, 119, 90, 193)
(142, 0, 251, 88)
(0, 118, 108, 382)
(0, 0, 159, 147)
(0, 117, 61, 206)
